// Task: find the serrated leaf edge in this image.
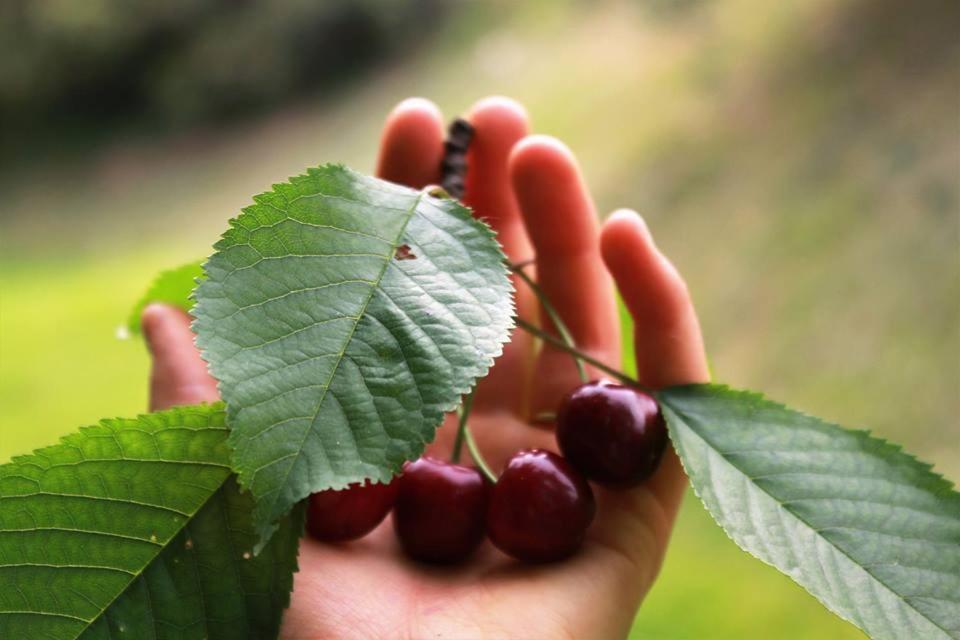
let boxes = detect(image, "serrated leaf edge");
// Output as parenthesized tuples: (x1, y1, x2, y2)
(192, 164, 515, 541)
(658, 383, 959, 640)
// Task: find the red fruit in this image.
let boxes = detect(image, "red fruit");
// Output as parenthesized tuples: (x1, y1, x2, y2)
(306, 479, 398, 542)
(487, 449, 595, 563)
(393, 457, 489, 563)
(556, 380, 668, 487)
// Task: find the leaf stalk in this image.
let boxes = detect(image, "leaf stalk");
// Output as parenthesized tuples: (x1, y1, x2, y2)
(464, 424, 498, 484)
(451, 389, 474, 464)
(509, 263, 588, 383)
(515, 317, 651, 393)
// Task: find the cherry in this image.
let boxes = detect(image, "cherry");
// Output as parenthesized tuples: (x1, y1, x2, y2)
(556, 380, 668, 487)
(487, 449, 595, 563)
(306, 478, 398, 542)
(393, 457, 490, 563)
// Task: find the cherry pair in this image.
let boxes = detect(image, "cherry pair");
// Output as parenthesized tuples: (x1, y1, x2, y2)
(306, 450, 591, 563)
(304, 457, 485, 562)
(306, 381, 667, 564)
(395, 450, 603, 563)
(304, 460, 486, 562)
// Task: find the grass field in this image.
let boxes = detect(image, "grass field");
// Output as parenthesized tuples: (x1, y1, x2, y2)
(2, 0, 956, 637)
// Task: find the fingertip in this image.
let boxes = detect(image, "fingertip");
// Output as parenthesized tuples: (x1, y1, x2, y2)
(469, 94, 528, 116)
(462, 95, 531, 238)
(605, 208, 649, 233)
(509, 134, 596, 257)
(600, 209, 655, 267)
(465, 96, 530, 187)
(142, 303, 218, 410)
(508, 134, 579, 184)
(140, 302, 166, 330)
(387, 97, 444, 128)
(600, 208, 689, 315)
(376, 97, 445, 188)
(468, 96, 529, 140)
(142, 302, 183, 319)
(600, 209, 709, 387)
(141, 303, 199, 362)
(141, 304, 184, 350)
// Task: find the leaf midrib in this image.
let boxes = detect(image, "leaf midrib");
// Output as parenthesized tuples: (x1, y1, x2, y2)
(661, 397, 954, 640)
(256, 190, 425, 518)
(21, 416, 234, 640)
(62, 476, 232, 640)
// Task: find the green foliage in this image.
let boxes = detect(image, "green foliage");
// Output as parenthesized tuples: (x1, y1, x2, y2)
(659, 384, 960, 640)
(0, 405, 303, 640)
(193, 164, 513, 543)
(125, 261, 204, 336)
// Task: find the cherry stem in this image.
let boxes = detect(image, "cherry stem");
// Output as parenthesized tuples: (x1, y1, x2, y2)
(450, 390, 474, 464)
(463, 424, 498, 484)
(515, 317, 653, 393)
(509, 263, 588, 383)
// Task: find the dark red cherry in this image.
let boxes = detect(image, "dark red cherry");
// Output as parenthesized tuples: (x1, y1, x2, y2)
(306, 478, 398, 542)
(487, 449, 595, 563)
(556, 380, 668, 487)
(393, 457, 490, 563)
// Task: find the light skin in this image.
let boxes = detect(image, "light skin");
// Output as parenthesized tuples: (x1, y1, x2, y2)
(142, 96, 709, 640)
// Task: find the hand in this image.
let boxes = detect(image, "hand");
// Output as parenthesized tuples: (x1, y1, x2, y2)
(142, 96, 709, 639)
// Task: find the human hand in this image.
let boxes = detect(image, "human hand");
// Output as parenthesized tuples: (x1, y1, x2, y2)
(142, 96, 708, 639)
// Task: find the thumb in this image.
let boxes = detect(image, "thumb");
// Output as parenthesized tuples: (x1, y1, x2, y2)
(142, 304, 219, 411)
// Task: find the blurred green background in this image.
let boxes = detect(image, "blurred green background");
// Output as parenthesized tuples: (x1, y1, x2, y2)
(1, 0, 957, 637)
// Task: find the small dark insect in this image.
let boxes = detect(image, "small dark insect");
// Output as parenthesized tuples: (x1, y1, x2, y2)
(395, 244, 417, 260)
(440, 118, 474, 200)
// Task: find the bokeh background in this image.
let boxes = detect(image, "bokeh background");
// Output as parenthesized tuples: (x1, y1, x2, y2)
(1, 0, 958, 637)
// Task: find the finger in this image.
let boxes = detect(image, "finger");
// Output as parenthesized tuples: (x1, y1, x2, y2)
(142, 304, 219, 411)
(592, 209, 709, 569)
(464, 96, 533, 262)
(375, 97, 444, 188)
(509, 136, 620, 415)
(462, 96, 536, 413)
(601, 210, 708, 390)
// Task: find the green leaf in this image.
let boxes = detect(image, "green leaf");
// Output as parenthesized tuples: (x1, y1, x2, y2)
(0, 405, 303, 640)
(124, 261, 204, 337)
(193, 164, 513, 543)
(659, 384, 960, 640)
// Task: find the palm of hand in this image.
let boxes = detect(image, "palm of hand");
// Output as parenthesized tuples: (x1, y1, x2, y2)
(143, 96, 708, 640)
(283, 408, 668, 640)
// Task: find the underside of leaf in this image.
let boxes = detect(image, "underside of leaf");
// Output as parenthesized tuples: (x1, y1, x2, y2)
(193, 164, 514, 543)
(0, 405, 302, 640)
(659, 384, 960, 640)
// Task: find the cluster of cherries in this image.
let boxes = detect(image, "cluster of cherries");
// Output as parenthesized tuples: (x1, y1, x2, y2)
(305, 380, 667, 563)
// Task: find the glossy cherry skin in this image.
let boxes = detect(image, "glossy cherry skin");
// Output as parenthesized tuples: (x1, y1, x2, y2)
(556, 380, 668, 487)
(393, 457, 490, 563)
(306, 478, 399, 542)
(487, 449, 595, 563)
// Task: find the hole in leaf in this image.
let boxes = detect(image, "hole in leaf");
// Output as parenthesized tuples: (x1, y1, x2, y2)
(395, 244, 417, 260)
